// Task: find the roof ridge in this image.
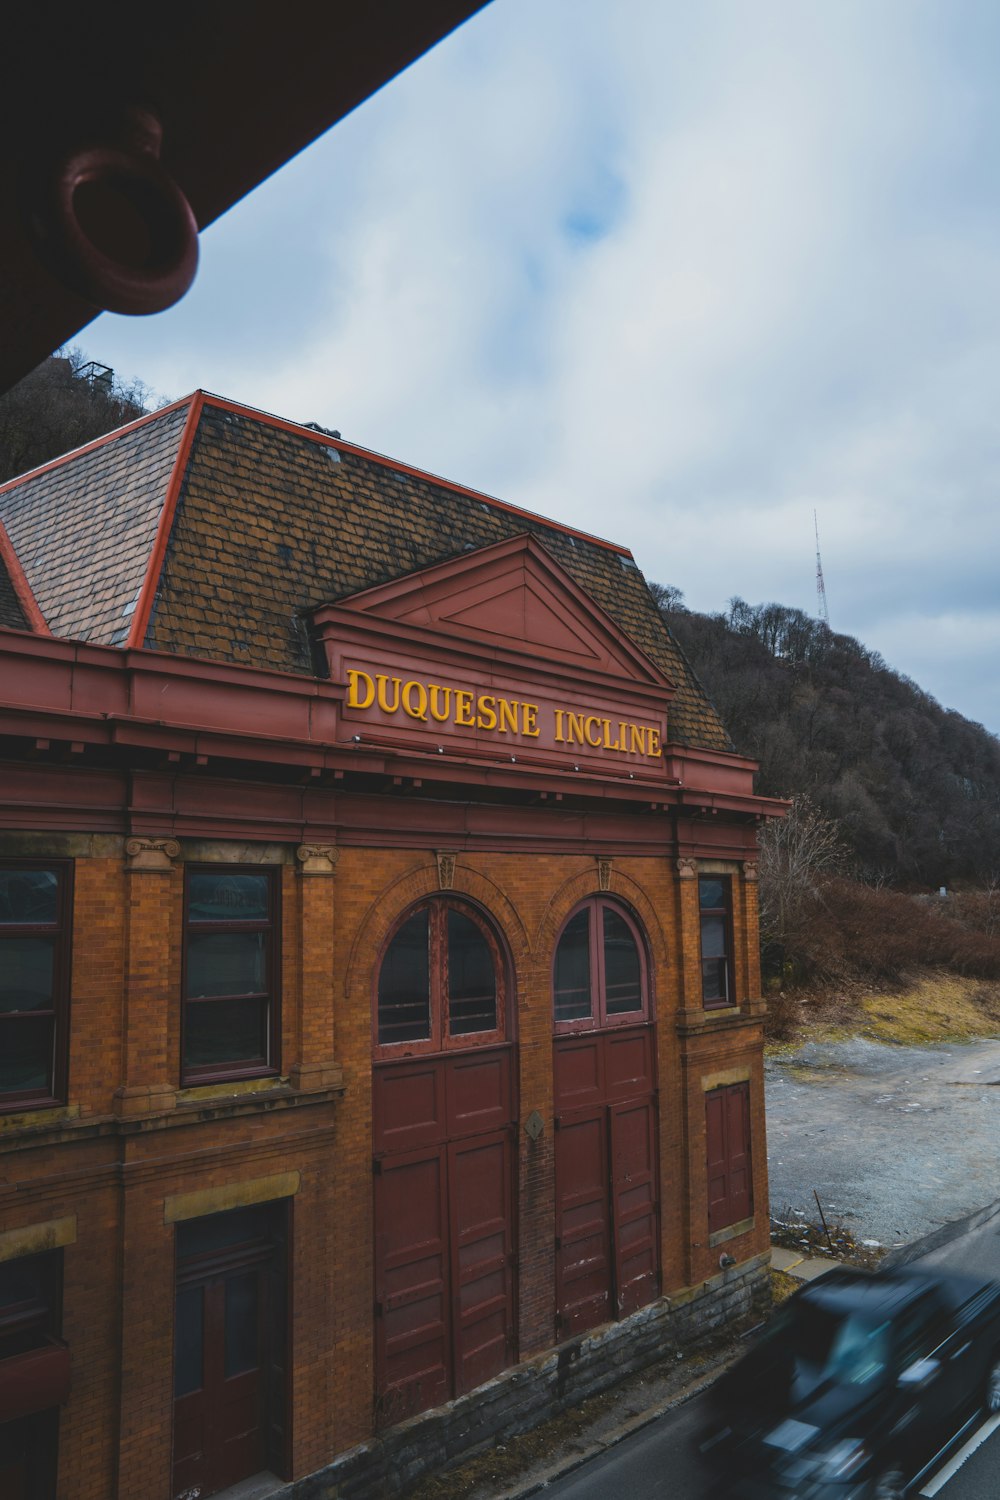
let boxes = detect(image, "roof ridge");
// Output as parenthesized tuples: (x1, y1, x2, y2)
(195, 391, 631, 558)
(0, 392, 199, 496)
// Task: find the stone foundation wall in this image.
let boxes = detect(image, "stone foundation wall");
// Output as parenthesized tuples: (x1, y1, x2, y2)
(286, 1252, 770, 1500)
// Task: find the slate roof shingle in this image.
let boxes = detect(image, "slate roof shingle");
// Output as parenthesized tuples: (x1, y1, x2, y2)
(0, 394, 731, 752)
(0, 401, 193, 645)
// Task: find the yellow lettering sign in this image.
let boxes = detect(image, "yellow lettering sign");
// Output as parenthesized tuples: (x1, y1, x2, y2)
(344, 667, 662, 759)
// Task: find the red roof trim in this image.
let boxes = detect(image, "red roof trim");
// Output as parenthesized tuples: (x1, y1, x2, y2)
(198, 392, 632, 557)
(0, 393, 197, 495)
(0, 520, 50, 634)
(126, 392, 206, 650)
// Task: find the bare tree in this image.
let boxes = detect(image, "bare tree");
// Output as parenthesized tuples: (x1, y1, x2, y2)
(758, 794, 845, 947)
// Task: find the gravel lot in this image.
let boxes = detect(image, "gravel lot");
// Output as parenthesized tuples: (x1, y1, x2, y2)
(766, 1035, 1000, 1247)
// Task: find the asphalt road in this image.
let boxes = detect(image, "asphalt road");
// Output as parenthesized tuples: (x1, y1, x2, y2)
(541, 1385, 1000, 1499)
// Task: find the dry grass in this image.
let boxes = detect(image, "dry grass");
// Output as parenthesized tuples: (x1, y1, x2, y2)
(857, 973, 1000, 1044)
(766, 971, 1000, 1050)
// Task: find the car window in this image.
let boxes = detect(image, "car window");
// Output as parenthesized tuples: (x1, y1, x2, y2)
(895, 1296, 943, 1367)
(795, 1303, 890, 1387)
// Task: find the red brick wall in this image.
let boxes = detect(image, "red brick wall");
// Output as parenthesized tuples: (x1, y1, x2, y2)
(0, 832, 767, 1497)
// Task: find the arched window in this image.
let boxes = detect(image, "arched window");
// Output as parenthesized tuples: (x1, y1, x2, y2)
(376, 899, 507, 1055)
(553, 897, 648, 1030)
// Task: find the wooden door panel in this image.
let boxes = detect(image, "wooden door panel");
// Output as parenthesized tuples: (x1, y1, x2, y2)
(705, 1088, 729, 1233)
(604, 1027, 654, 1099)
(375, 1148, 450, 1423)
(610, 1099, 658, 1316)
(173, 1266, 266, 1497)
(555, 1110, 612, 1336)
(553, 1034, 604, 1111)
(374, 1058, 447, 1154)
(706, 1083, 753, 1234)
(725, 1082, 752, 1223)
(450, 1131, 514, 1394)
(447, 1048, 513, 1136)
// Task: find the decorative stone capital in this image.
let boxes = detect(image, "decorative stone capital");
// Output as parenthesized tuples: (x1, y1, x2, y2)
(742, 860, 759, 883)
(596, 856, 613, 892)
(125, 837, 180, 872)
(676, 856, 698, 880)
(436, 851, 457, 890)
(296, 844, 340, 876)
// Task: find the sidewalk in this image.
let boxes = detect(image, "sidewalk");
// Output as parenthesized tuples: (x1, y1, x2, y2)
(770, 1243, 841, 1282)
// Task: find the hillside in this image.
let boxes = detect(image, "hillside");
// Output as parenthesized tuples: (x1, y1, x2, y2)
(0, 350, 150, 485)
(650, 588, 1000, 1035)
(652, 587, 1000, 890)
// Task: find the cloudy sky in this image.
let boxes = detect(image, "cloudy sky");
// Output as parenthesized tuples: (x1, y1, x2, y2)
(85, 0, 1000, 733)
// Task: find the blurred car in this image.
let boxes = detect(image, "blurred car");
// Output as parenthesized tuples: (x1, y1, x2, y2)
(700, 1262, 1000, 1498)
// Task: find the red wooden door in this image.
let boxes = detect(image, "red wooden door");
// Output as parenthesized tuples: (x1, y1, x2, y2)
(374, 1147, 450, 1425)
(610, 1098, 658, 1317)
(373, 1048, 516, 1424)
(706, 1081, 753, 1234)
(173, 1254, 271, 1498)
(553, 1109, 612, 1336)
(450, 1130, 514, 1393)
(554, 1027, 658, 1337)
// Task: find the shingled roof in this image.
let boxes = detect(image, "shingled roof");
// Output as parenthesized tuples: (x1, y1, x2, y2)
(0, 518, 47, 633)
(0, 393, 731, 751)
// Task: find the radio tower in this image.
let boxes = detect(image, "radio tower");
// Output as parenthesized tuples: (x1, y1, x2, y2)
(814, 510, 830, 626)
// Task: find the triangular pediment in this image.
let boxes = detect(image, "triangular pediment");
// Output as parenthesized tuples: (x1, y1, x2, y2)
(329, 534, 673, 690)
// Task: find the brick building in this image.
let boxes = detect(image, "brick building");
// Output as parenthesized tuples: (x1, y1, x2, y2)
(0, 393, 783, 1500)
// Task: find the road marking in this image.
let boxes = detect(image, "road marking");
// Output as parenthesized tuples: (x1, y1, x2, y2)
(919, 1413, 1000, 1495)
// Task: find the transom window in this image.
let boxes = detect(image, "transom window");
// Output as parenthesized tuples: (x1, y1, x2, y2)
(0, 862, 71, 1109)
(182, 867, 280, 1083)
(553, 898, 648, 1030)
(376, 900, 506, 1055)
(699, 876, 733, 1008)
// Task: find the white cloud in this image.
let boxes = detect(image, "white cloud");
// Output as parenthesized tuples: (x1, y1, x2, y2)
(86, 0, 1000, 731)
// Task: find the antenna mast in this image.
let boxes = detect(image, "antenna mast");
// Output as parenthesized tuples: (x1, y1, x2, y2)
(814, 510, 829, 625)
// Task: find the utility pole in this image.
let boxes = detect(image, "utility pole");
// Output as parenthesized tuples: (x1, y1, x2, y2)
(814, 510, 829, 626)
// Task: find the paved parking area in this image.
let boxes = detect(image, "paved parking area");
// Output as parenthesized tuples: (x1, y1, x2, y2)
(766, 1036, 1000, 1246)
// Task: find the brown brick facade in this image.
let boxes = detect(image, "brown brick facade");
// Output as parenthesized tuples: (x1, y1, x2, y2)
(0, 826, 769, 1496)
(0, 397, 783, 1498)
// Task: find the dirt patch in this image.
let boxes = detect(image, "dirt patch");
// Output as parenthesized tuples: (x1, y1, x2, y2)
(771, 1213, 886, 1272)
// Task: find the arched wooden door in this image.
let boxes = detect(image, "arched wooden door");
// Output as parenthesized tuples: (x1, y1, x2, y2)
(553, 898, 659, 1337)
(372, 899, 516, 1426)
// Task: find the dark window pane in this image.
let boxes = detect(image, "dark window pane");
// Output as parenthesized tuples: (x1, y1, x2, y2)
(700, 914, 727, 959)
(0, 937, 54, 1012)
(187, 932, 266, 997)
(378, 910, 430, 1044)
(603, 908, 643, 1014)
(177, 1205, 273, 1259)
(699, 877, 727, 911)
(184, 997, 267, 1069)
(0, 869, 58, 925)
(0, 1257, 50, 1312)
(187, 872, 270, 922)
(702, 957, 729, 1003)
(174, 1284, 204, 1397)
(554, 909, 592, 1022)
(447, 910, 497, 1035)
(0, 1015, 53, 1096)
(225, 1270, 260, 1377)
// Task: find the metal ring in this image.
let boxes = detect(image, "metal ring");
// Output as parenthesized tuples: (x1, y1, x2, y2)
(31, 126, 198, 315)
